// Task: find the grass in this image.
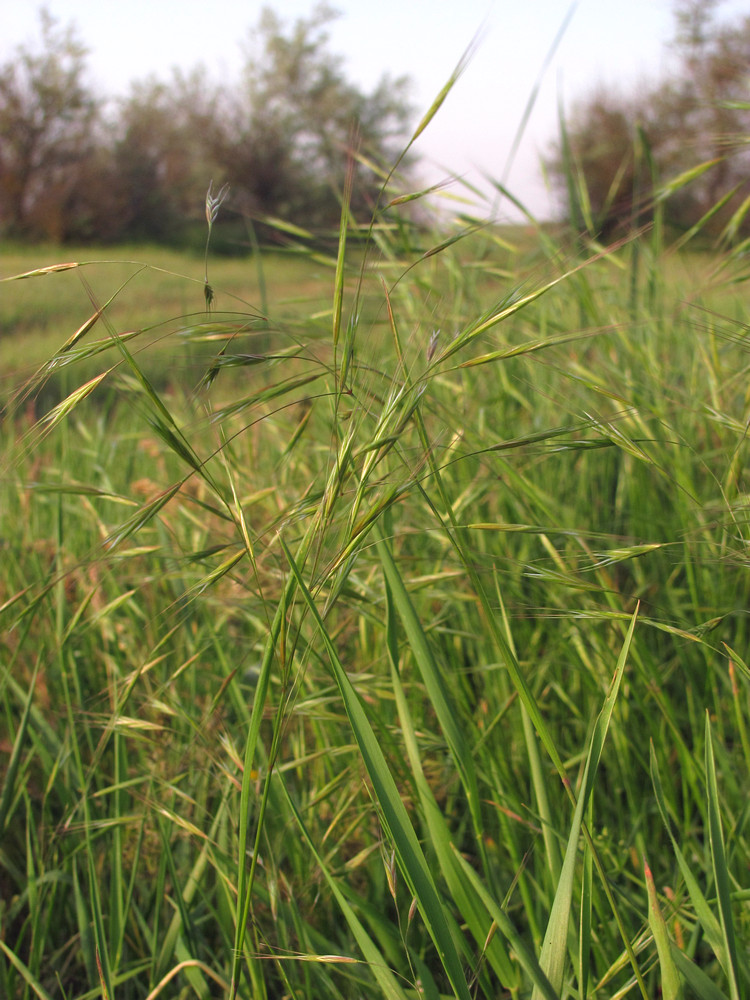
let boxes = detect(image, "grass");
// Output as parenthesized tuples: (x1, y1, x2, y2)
(2, 145, 750, 999)
(0, 242, 334, 408)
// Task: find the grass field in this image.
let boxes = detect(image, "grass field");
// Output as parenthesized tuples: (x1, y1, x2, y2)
(0, 243, 337, 404)
(2, 192, 750, 1000)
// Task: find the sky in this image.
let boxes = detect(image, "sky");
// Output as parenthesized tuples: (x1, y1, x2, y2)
(3, 0, 748, 219)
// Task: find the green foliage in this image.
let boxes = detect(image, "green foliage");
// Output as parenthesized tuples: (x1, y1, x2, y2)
(0, 10, 99, 241)
(546, 1, 750, 241)
(0, 6, 414, 247)
(220, 3, 413, 234)
(112, 69, 226, 245)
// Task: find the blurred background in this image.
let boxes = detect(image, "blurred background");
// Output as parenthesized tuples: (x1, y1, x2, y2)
(2, 0, 749, 244)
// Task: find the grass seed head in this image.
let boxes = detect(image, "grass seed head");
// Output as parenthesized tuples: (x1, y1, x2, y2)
(205, 180, 230, 226)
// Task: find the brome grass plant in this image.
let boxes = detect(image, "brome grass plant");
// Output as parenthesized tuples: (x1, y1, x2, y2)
(2, 90, 750, 1000)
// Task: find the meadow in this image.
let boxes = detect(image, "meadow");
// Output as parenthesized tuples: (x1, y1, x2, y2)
(1, 188, 750, 1000)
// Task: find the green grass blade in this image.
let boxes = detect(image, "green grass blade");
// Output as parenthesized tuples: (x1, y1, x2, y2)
(533, 606, 638, 1000)
(383, 580, 518, 989)
(0, 652, 39, 836)
(230, 572, 296, 1000)
(407, 41, 475, 147)
(87, 845, 114, 1000)
(497, 582, 561, 886)
(497, 1, 578, 195)
(0, 940, 54, 1000)
(578, 800, 593, 1000)
(654, 159, 720, 203)
(332, 148, 354, 354)
(375, 534, 483, 837)
(671, 947, 731, 1000)
(649, 743, 725, 958)
(73, 861, 97, 987)
(672, 185, 740, 251)
(645, 858, 684, 1000)
(704, 713, 742, 1000)
(278, 776, 411, 1000)
(280, 537, 473, 1000)
(450, 846, 560, 1000)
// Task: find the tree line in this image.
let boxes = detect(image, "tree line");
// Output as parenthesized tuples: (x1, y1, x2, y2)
(544, 0, 750, 243)
(2, 2, 749, 248)
(0, 5, 414, 248)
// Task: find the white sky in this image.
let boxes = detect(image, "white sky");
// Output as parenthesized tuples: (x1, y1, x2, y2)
(3, 1, 748, 219)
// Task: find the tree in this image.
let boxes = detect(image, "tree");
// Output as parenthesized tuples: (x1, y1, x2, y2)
(0, 9, 100, 240)
(546, 1, 750, 240)
(552, 87, 645, 238)
(112, 69, 225, 243)
(216, 4, 414, 233)
(0, 4, 415, 246)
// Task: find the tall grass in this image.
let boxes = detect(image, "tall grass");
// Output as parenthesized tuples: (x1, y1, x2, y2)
(2, 92, 750, 1000)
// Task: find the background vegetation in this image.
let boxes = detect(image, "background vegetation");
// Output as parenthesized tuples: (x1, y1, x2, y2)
(544, 0, 750, 241)
(0, 3, 413, 246)
(4, 1, 750, 250)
